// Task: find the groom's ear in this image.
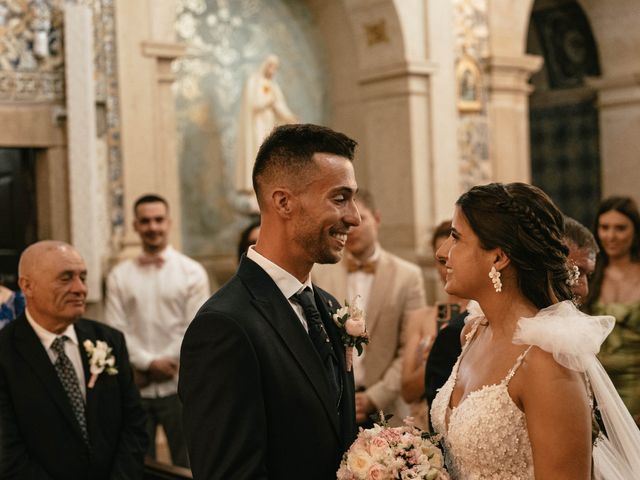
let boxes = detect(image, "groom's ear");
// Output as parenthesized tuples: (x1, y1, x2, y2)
(272, 188, 294, 219)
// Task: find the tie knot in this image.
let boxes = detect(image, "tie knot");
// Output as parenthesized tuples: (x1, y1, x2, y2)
(292, 287, 315, 308)
(51, 335, 69, 355)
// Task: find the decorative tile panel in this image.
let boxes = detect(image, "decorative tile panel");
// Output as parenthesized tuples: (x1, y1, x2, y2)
(453, 0, 491, 190)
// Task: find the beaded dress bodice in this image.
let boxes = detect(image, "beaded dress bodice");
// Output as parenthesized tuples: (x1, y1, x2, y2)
(430, 319, 534, 480)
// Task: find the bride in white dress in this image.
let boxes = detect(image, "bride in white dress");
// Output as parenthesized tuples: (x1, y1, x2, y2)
(429, 183, 640, 479)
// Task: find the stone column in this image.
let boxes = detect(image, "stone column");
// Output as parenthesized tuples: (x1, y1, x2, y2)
(65, 4, 102, 300)
(587, 73, 640, 204)
(114, 0, 185, 258)
(358, 61, 436, 260)
(486, 54, 542, 183)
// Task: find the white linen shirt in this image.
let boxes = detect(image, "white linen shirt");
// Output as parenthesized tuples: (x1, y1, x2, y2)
(105, 245, 210, 398)
(26, 309, 87, 400)
(246, 246, 313, 331)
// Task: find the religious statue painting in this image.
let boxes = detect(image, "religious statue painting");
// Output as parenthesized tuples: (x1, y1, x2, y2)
(235, 54, 298, 193)
(456, 55, 482, 113)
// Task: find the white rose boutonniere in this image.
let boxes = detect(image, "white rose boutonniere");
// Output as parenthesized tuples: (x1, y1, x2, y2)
(83, 340, 118, 388)
(332, 296, 369, 371)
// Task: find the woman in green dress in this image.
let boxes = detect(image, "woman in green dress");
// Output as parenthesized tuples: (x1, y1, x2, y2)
(585, 196, 640, 425)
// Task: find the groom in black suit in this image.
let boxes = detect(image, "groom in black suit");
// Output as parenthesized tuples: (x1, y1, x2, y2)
(179, 124, 361, 479)
(0, 241, 148, 479)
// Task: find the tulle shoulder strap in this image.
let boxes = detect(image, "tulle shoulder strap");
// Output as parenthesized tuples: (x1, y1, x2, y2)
(512, 300, 614, 372)
(503, 345, 533, 386)
(513, 301, 640, 479)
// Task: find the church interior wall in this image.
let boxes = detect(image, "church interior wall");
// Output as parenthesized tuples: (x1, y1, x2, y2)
(578, 0, 640, 208)
(1, 0, 639, 310)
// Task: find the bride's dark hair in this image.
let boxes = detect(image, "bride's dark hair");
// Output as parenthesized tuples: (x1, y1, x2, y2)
(457, 182, 572, 309)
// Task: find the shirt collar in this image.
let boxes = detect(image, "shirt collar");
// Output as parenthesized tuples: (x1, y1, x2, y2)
(246, 246, 313, 300)
(25, 308, 79, 351)
(146, 245, 174, 259)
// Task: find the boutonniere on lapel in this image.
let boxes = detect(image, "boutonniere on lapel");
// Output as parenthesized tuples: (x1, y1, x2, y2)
(83, 340, 118, 388)
(332, 296, 369, 372)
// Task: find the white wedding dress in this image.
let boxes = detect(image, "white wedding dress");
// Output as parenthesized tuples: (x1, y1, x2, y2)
(430, 301, 640, 480)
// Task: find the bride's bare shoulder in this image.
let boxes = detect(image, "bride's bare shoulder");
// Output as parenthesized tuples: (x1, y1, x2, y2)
(517, 346, 588, 404)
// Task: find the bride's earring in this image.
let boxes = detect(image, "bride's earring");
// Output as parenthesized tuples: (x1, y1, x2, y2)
(489, 266, 502, 293)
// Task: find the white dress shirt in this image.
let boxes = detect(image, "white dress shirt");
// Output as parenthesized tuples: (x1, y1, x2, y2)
(26, 309, 87, 399)
(346, 246, 381, 388)
(105, 245, 210, 398)
(247, 246, 313, 331)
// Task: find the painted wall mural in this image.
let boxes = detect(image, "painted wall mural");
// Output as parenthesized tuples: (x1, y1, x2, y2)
(174, 0, 327, 258)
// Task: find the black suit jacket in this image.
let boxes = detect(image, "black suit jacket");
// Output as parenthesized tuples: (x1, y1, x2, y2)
(0, 315, 148, 480)
(179, 257, 357, 480)
(424, 310, 469, 410)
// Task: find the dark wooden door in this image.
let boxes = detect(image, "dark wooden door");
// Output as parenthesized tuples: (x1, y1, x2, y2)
(0, 149, 37, 290)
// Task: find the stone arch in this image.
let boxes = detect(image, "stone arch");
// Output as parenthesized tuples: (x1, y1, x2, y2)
(485, 0, 640, 206)
(578, 0, 640, 205)
(527, 1, 602, 226)
(309, 0, 460, 262)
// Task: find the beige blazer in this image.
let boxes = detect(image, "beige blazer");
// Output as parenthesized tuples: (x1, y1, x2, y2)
(312, 248, 426, 412)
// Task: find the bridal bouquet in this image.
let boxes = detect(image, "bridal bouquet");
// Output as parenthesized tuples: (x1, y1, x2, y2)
(337, 416, 449, 480)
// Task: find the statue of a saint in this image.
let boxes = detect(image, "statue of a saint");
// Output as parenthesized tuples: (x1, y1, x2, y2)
(235, 54, 297, 193)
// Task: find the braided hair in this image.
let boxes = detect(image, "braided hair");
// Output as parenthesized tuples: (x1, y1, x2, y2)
(457, 182, 573, 309)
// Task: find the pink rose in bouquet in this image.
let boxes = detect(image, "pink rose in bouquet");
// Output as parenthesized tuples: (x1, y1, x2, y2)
(337, 416, 449, 480)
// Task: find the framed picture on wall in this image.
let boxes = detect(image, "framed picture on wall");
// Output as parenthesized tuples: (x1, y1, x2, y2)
(456, 55, 482, 113)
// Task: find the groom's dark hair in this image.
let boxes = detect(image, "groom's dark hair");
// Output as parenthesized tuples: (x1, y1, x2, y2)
(252, 123, 357, 206)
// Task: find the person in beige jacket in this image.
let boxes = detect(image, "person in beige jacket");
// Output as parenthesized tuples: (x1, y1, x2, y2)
(312, 190, 426, 426)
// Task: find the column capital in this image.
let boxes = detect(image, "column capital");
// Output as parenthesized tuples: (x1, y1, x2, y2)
(359, 60, 437, 85)
(141, 41, 187, 60)
(487, 54, 543, 95)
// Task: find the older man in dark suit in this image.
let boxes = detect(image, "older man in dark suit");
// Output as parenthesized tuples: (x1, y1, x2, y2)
(179, 124, 361, 479)
(0, 241, 148, 480)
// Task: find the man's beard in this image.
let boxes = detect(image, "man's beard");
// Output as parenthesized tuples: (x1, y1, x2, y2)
(295, 224, 344, 265)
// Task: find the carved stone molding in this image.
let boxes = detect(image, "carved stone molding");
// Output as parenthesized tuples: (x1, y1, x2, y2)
(587, 73, 640, 108)
(0, 71, 64, 101)
(487, 54, 543, 96)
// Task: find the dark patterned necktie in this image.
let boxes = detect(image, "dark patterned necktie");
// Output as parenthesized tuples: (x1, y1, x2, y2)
(292, 288, 341, 403)
(51, 336, 89, 443)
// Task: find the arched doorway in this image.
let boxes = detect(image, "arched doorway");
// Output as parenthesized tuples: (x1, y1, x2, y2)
(527, 0, 601, 226)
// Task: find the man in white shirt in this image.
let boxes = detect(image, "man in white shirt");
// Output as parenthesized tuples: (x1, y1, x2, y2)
(105, 194, 209, 467)
(313, 190, 427, 426)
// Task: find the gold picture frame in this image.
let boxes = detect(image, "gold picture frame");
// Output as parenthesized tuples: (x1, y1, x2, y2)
(456, 55, 482, 113)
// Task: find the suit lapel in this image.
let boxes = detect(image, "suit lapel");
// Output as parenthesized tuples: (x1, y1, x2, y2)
(238, 258, 341, 441)
(365, 249, 392, 335)
(14, 316, 88, 443)
(314, 290, 347, 375)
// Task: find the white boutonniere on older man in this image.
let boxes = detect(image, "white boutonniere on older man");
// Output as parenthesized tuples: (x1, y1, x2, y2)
(332, 296, 369, 372)
(83, 340, 118, 388)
